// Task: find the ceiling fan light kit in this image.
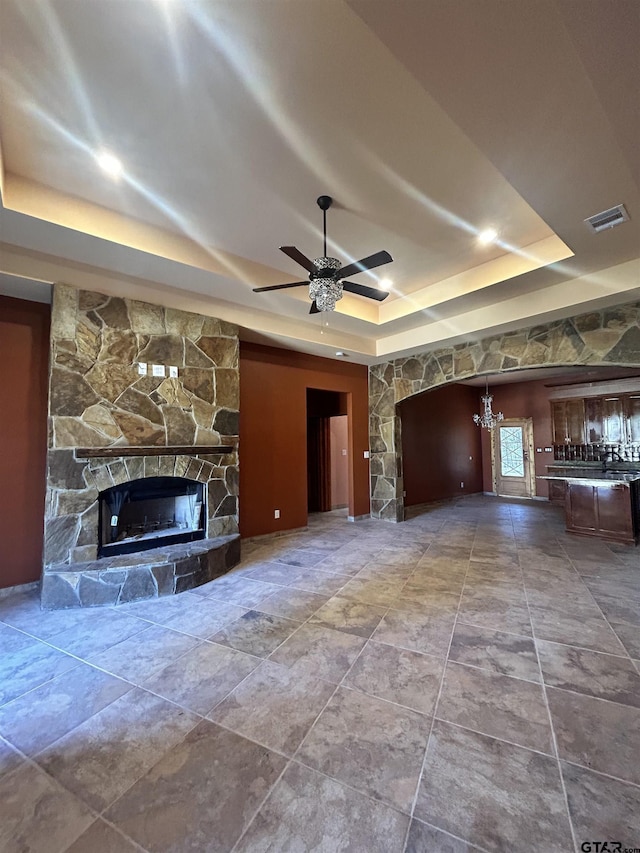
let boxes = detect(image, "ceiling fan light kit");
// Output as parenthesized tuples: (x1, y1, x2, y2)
(253, 196, 393, 313)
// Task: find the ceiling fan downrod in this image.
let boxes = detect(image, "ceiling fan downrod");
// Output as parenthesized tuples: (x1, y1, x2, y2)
(316, 195, 332, 257)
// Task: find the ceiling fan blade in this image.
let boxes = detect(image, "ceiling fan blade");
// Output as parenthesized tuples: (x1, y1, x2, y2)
(280, 246, 316, 273)
(337, 250, 393, 279)
(342, 280, 389, 302)
(309, 300, 320, 314)
(253, 281, 309, 293)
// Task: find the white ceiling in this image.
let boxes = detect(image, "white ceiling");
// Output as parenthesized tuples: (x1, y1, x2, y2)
(0, 0, 639, 364)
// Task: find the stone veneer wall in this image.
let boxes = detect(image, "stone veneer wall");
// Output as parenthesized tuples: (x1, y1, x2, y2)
(369, 302, 640, 521)
(44, 284, 239, 567)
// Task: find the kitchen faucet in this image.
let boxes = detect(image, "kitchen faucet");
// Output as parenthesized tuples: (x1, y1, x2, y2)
(602, 448, 623, 472)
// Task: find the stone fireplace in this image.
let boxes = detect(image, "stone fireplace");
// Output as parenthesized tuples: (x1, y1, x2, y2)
(41, 284, 241, 609)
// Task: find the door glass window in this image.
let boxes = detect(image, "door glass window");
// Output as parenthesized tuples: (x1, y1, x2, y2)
(500, 426, 525, 477)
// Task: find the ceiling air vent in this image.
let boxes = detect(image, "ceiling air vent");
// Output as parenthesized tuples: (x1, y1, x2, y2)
(584, 204, 629, 233)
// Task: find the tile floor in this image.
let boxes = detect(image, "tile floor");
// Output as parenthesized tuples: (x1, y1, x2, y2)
(1, 495, 639, 852)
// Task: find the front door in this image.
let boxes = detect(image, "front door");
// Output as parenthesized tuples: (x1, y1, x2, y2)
(493, 418, 535, 498)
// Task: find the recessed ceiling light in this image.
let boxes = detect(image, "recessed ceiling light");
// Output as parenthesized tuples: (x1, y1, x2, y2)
(477, 228, 498, 245)
(379, 278, 393, 290)
(94, 150, 123, 179)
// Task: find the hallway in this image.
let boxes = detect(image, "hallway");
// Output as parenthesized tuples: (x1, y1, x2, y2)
(1, 496, 638, 852)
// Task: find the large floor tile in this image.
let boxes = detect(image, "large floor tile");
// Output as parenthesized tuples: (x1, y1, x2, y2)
(610, 620, 640, 659)
(297, 686, 430, 813)
(88, 622, 200, 684)
(436, 661, 554, 753)
(245, 561, 306, 585)
(537, 640, 640, 708)
(44, 609, 149, 658)
(159, 597, 248, 639)
(255, 587, 330, 621)
(561, 761, 640, 850)
(339, 577, 403, 607)
(406, 819, 483, 852)
(276, 547, 332, 567)
(528, 604, 626, 655)
(209, 609, 302, 657)
(344, 640, 444, 715)
(547, 687, 640, 785)
(0, 762, 94, 853)
(235, 760, 408, 853)
(269, 623, 366, 683)
(286, 567, 351, 596)
(457, 586, 533, 635)
(210, 660, 335, 755)
(105, 720, 287, 852)
(449, 622, 540, 681)
(414, 721, 573, 852)
(372, 606, 456, 657)
(37, 687, 199, 811)
(194, 573, 280, 607)
(308, 595, 387, 638)
(0, 623, 80, 705)
(0, 664, 131, 756)
(63, 819, 142, 853)
(0, 737, 24, 778)
(142, 641, 260, 715)
(313, 551, 375, 575)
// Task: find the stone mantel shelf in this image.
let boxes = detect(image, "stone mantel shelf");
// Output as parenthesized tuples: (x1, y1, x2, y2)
(74, 445, 234, 459)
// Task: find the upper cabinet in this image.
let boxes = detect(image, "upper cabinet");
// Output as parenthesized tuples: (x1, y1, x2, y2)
(553, 393, 640, 445)
(552, 399, 585, 444)
(627, 394, 640, 443)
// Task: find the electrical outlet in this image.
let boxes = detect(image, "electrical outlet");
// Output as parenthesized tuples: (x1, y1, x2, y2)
(137, 362, 147, 375)
(274, 509, 280, 519)
(363, 450, 370, 459)
(460, 481, 464, 488)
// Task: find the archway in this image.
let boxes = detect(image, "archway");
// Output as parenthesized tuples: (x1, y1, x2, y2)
(368, 304, 640, 520)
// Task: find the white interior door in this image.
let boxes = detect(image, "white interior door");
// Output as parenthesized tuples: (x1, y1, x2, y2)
(493, 418, 535, 498)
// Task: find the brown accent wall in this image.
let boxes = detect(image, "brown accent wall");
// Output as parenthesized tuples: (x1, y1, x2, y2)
(0, 296, 50, 588)
(239, 343, 369, 537)
(477, 378, 560, 497)
(400, 384, 483, 505)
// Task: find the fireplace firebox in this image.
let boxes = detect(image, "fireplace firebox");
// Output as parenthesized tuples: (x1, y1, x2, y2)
(98, 477, 206, 558)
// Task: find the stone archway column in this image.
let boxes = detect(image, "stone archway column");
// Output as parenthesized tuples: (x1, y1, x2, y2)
(368, 302, 640, 521)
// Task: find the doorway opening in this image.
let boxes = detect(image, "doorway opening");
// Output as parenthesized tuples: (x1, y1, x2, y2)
(492, 418, 535, 498)
(306, 389, 349, 515)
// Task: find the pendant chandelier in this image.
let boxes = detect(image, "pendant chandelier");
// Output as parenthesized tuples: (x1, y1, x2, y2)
(473, 377, 504, 429)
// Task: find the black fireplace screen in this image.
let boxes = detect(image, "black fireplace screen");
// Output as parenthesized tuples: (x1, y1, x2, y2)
(98, 477, 206, 558)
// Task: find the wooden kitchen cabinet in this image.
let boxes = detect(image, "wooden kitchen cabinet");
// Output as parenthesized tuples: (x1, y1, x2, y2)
(585, 397, 604, 443)
(552, 392, 640, 447)
(627, 394, 640, 443)
(548, 479, 567, 505)
(552, 400, 585, 444)
(565, 480, 639, 545)
(602, 396, 625, 444)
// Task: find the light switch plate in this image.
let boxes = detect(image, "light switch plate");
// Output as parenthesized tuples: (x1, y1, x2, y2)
(152, 364, 165, 377)
(169, 366, 178, 378)
(137, 362, 147, 375)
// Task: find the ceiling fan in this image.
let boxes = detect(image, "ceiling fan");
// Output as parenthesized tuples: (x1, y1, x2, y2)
(253, 195, 393, 313)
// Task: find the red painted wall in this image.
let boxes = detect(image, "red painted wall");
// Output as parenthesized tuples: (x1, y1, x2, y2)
(478, 378, 555, 497)
(239, 343, 369, 537)
(400, 384, 483, 505)
(0, 296, 50, 588)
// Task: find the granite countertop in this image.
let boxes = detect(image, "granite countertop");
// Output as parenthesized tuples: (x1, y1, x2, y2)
(539, 471, 640, 484)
